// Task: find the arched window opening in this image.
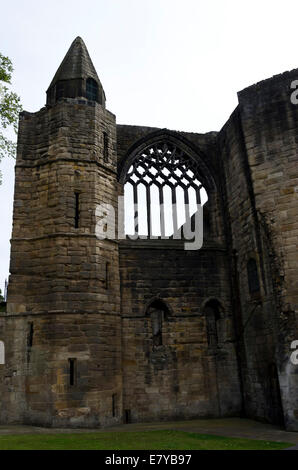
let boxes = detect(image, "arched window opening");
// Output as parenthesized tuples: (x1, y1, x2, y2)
(151, 309, 163, 347)
(86, 78, 98, 101)
(146, 299, 169, 349)
(204, 300, 222, 348)
(124, 142, 208, 238)
(247, 258, 260, 295)
(0, 341, 4, 365)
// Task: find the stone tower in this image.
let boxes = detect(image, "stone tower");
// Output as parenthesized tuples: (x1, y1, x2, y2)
(0, 37, 297, 430)
(2, 37, 122, 427)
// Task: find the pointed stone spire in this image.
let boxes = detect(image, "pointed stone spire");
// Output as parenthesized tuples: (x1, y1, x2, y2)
(46, 37, 105, 107)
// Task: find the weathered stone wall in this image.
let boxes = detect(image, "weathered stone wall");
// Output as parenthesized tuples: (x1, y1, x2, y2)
(219, 108, 285, 426)
(217, 70, 298, 430)
(0, 314, 121, 427)
(237, 71, 298, 430)
(119, 240, 242, 422)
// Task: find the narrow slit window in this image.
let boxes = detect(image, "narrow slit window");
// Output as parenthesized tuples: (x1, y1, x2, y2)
(27, 322, 34, 348)
(75, 192, 80, 229)
(105, 262, 109, 289)
(103, 132, 109, 162)
(112, 394, 117, 417)
(69, 358, 77, 386)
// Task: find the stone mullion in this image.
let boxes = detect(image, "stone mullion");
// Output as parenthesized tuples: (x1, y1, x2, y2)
(195, 185, 202, 206)
(171, 186, 178, 236)
(146, 185, 152, 238)
(133, 184, 139, 236)
(184, 187, 191, 228)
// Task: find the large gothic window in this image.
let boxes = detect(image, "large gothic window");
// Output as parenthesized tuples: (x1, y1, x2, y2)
(124, 142, 208, 237)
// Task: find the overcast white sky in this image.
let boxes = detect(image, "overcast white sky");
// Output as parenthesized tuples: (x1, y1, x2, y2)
(1, 0, 298, 293)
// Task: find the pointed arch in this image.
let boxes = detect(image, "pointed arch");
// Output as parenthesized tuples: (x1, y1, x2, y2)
(144, 297, 172, 317)
(201, 297, 225, 315)
(118, 129, 217, 193)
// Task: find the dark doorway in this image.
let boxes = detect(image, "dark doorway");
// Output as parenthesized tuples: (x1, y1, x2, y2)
(267, 363, 284, 427)
(124, 409, 131, 424)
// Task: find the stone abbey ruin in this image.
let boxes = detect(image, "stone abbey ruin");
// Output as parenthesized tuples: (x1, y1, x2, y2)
(0, 37, 297, 430)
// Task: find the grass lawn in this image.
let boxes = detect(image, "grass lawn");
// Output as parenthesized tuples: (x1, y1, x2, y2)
(0, 430, 292, 450)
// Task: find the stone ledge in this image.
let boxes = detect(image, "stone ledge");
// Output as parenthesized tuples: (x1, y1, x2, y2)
(119, 238, 226, 251)
(0, 310, 122, 318)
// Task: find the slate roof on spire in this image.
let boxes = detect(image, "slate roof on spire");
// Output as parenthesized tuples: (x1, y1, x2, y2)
(47, 36, 103, 92)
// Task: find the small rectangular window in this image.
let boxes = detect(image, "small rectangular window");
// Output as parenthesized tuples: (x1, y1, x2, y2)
(69, 358, 77, 386)
(103, 132, 109, 162)
(75, 192, 80, 229)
